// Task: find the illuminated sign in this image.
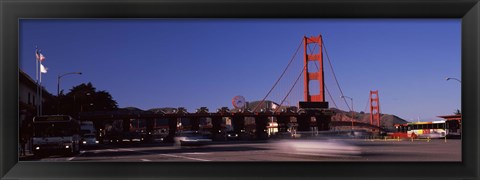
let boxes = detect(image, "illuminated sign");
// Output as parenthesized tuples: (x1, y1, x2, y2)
(33, 115, 71, 122)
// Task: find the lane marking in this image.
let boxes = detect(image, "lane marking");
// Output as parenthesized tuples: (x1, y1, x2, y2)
(117, 147, 211, 161)
(120, 148, 135, 152)
(141, 159, 151, 162)
(158, 154, 211, 161)
(67, 150, 85, 161)
(182, 152, 211, 155)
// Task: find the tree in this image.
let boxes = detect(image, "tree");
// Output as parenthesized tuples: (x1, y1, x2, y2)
(58, 82, 118, 117)
(94, 90, 118, 111)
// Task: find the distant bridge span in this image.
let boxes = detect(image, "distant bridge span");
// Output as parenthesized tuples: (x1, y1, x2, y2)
(330, 121, 386, 131)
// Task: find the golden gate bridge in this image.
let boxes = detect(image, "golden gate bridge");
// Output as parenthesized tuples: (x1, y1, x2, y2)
(79, 35, 385, 142)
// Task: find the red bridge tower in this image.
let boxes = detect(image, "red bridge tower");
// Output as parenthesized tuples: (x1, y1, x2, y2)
(370, 90, 381, 127)
(303, 35, 325, 103)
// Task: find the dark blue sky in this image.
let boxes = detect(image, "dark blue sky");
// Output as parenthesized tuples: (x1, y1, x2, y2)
(19, 19, 461, 122)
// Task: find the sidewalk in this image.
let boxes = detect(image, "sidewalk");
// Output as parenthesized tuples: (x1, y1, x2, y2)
(19, 151, 35, 161)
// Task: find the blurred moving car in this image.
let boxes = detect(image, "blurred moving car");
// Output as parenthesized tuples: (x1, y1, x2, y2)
(174, 131, 212, 147)
(81, 134, 99, 147)
(272, 138, 361, 157)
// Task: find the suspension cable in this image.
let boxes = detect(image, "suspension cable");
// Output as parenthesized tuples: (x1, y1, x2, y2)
(312, 57, 339, 109)
(275, 63, 306, 114)
(309, 39, 342, 110)
(322, 40, 351, 111)
(275, 39, 324, 112)
(363, 97, 370, 114)
(274, 40, 316, 113)
(252, 38, 304, 112)
(325, 84, 338, 109)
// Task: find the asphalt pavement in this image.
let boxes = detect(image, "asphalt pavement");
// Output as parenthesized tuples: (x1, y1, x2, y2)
(20, 139, 461, 162)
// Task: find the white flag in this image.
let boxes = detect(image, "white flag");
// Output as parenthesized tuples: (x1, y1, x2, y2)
(40, 64, 48, 73)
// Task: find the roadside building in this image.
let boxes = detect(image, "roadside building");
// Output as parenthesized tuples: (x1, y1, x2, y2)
(438, 114, 462, 137)
(19, 69, 54, 124)
(19, 69, 54, 154)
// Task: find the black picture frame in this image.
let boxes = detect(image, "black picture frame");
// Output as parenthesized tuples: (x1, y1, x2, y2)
(1, 0, 479, 179)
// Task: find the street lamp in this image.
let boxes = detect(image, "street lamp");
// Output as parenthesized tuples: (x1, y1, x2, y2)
(57, 72, 82, 96)
(341, 95, 354, 131)
(445, 77, 461, 83)
(57, 72, 82, 114)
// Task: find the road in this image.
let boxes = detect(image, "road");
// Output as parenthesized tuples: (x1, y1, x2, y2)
(21, 139, 461, 162)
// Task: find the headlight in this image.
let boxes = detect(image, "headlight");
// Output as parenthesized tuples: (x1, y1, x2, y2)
(95, 141, 99, 144)
(83, 141, 87, 144)
(35, 147, 40, 150)
(65, 145, 70, 149)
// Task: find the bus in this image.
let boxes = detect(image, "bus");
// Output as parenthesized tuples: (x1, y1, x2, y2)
(392, 120, 461, 139)
(32, 115, 81, 156)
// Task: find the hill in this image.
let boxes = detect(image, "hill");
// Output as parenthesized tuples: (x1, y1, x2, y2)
(329, 108, 409, 131)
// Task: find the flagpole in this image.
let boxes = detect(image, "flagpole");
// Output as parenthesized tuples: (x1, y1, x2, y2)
(40, 61, 43, 116)
(35, 47, 38, 81)
(35, 47, 39, 116)
(38, 52, 48, 116)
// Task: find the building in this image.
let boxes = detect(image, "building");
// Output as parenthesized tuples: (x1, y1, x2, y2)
(19, 69, 55, 154)
(19, 69, 54, 126)
(438, 114, 462, 137)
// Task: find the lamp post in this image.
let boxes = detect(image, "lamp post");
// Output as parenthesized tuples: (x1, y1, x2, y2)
(57, 72, 82, 114)
(445, 77, 461, 83)
(445, 77, 460, 142)
(57, 72, 82, 96)
(341, 95, 354, 131)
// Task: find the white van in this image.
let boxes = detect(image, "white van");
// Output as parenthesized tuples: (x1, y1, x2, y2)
(80, 121, 96, 135)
